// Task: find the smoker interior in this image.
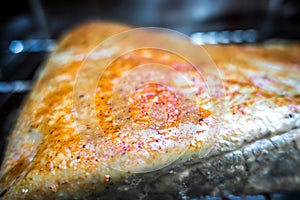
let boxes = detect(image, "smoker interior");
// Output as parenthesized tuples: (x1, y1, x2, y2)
(0, 0, 300, 199)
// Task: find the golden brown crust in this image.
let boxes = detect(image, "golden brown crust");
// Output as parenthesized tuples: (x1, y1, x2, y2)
(1, 22, 300, 199)
(0, 22, 133, 199)
(56, 22, 131, 51)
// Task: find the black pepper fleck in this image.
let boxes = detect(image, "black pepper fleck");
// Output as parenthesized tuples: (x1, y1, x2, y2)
(0, 188, 8, 197)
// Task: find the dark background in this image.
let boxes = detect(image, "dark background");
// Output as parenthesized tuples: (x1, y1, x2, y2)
(0, 1, 300, 199)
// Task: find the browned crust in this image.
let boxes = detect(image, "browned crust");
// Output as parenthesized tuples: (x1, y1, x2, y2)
(1, 21, 300, 199)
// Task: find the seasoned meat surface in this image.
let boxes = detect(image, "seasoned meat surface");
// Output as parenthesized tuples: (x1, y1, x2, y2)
(0, 22, 300, 199)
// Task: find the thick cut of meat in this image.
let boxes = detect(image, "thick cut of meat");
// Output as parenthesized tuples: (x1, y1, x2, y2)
(0, 22, 300, 199)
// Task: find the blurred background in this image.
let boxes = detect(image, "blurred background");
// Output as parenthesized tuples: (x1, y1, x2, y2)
(0, 0, 300, 199)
